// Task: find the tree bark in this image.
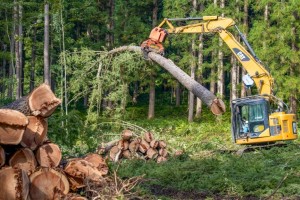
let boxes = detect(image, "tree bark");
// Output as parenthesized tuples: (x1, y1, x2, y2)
(148, 74, 155, 119)
(106, 0, 114, 49)
(188, 39, 196, 122)
(210, 50, 216, 94)
(14, 0, 21, 99)
(30, 24, 37, 92)
(19, 2, 24, 96)
(109, 46, 226, 115)
(44, 2, 50, 86)
(231, 55, 238, 101)
(217, 0, 225, 98)
(196, 33, 204, 118)
(241, 0, 248, 97)
(175, 81, 181, 106)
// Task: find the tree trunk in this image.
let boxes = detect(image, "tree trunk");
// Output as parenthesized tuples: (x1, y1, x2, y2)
(44, 2, 50, 85)
(0, 167, 30, 200)
(217, 0, 225, 98)
(109, 46, 226, 115)
(175, 81, 181, 106)
(19, 2, 24, 96)
(14, 1, 21, 99)
(0, 109, 28, 145)
(148, 74, 155, 119)
(0, 45, 7, 97)
(210, 50, 216, 94)
(29, 168, 69, 200)
(196, 33, 204, 118)
(231, 55, 238, 101)
(188, 39, 196, 122)
(241, 0, 248, 97)
(30, 24, 37, 92)
(8, 5, 16, 99)
(106, 0, 114, 49)
(2, 84, 61, 117)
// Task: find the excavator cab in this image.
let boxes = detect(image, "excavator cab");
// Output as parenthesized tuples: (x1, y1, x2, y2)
(232, 97, 269, 141)
(231, 96, 298, 145)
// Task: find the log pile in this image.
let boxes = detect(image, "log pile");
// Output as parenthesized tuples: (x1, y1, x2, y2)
(0, 84, 144, 199)
(98, 129, 169, 163)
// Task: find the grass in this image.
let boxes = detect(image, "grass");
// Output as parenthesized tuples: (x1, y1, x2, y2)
(46, 93, 300, 199)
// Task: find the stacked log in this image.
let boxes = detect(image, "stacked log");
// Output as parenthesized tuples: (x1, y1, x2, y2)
(100, 129, 169, 163)
(0, 84, 71, 199)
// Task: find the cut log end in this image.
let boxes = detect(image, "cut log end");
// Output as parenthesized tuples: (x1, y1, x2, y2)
(0, 167, 30, 200)
(210, 98, 226, 115)
(28, 84, 62, 117)
(29, 168, 69, 200)
(21, 116, 48, 150)
(9, 148, 37, 175)
(36, 143, 62, 167)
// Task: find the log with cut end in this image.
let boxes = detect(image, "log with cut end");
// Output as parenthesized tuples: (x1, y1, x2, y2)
(158, 148, 168, 157)
(158, 140, 167, 149)
(2, 84, 61, 117)
(0, 109, 28, 145)
(129, 140, 139, 153)
(35, 143, 62, 167)
(84, 153, 108, 175)
(122, 150, 132, 159)
(97, 139, 119, 154)
(117, 139, 129, 150)
(0, 145, 5, 167)
(109, 145, 122, 162)
(139, 140, 150, 154)
(157, 156, 167, 163)
(144, 132, 154, 143)
(9, 148, 37, 175)
(109, 46, 226, 115)
(121, 129, 133, 140)
(0, 167, 30, 200)
(64, 159, 103, 183)
(147, 148, 158, 159)
(21, 116, 48, 150)
(29, 168, 69, 200)
(150, 140, 159, 149)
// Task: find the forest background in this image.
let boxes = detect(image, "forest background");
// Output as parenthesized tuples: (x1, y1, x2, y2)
(0, 0, 300, 199)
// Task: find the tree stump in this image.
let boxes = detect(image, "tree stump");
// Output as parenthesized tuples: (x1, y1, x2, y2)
(0, 109, 28, 145)
(0, 167, 30, 200)
(35, 143, 62, 167)
(9, 148, 37, 175)
(21, 116, 48, 150)
(2, 84, 61, 117)
(29, 168, 69, 200)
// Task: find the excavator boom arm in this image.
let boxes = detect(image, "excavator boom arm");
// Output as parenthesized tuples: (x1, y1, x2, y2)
(142, 16, 274, 96)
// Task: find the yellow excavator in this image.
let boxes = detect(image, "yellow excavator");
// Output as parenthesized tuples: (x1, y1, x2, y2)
(141, 16, 298, 145)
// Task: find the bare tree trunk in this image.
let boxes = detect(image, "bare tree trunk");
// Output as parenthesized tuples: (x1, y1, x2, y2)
(188, 39, 196, 122)
(132, 82, 139, 104)
(148, 74, 155, 119)
(44, 2, 50, 86)
(14, 1, 21, 100)
(175, 81, 181, 106)
(196, 33, 203, 118)
(241, 0, 248, 97)
(217, 0, 225, 98)
(1, 45, 7, 97)
(290, 25, 297, 115)
(210, 51, 216, 93)
(231, 55, 238, 101)
(30, 24, 37, 92)
(147, 0, 159, 119)
(19, 3, 24, 97)
(7, 7, 15, 99)
(106, 0, 114, 49)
